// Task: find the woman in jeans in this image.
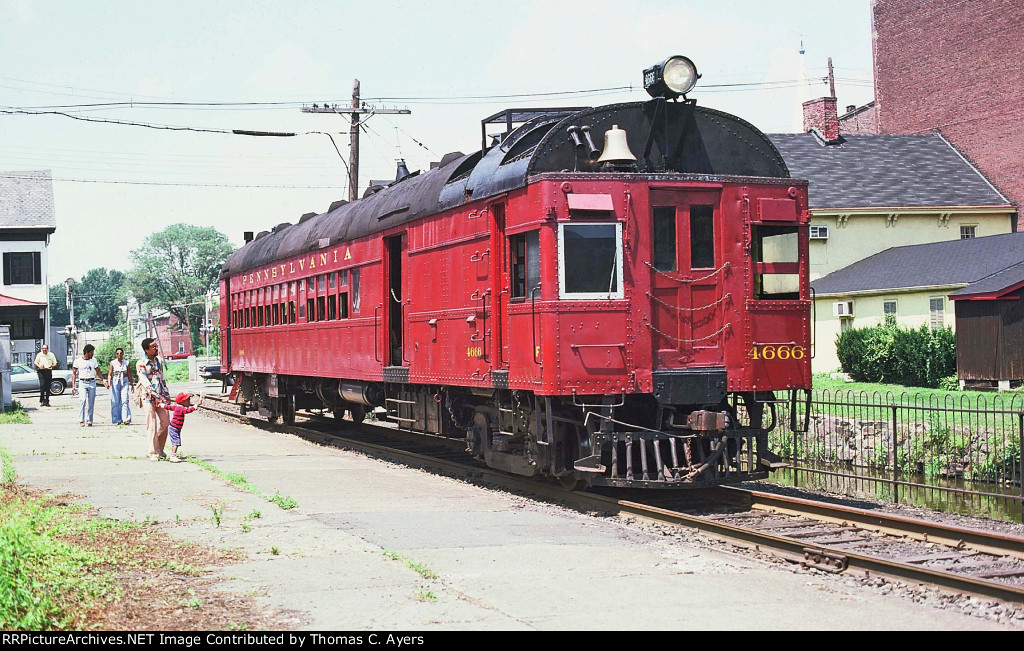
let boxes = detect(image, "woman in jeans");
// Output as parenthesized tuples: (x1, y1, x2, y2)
(136, 338, 171, 459)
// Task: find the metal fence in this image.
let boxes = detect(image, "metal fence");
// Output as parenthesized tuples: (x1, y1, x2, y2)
(767, 390, 1024, 523)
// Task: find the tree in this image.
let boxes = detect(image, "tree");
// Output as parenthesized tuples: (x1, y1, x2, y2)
(126, 224, 234, 349)
(75, 268, 127, 330)
(49, 283, 70, 329)
(49, 269, 126, 332)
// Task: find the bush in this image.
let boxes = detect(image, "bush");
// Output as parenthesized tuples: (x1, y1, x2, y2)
(836, 321, 955, 388)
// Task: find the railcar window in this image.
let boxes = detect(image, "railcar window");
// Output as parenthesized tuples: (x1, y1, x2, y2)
(257, 305, 264, 327)
(327, 295, 337, 320)
(338, 270, 348, 287)
(307, 277, 315, 292)
(339, 292, 349, 318)
(272, 304, 280, 325)
(288, 301, 296, 323)
(317, 296, 326, 321)
(351, 269, 360, 312)
(751, 225, 800, 300)
(264, 305, 271, 326)
(329, 273, 336, 290)
(652, 206, 676, 271)
(244, 309, 250, 329)
(690, 205, 715, 269)
(509, 231, 540, 300)
(318, 274, 326, 292)
(303, 298, 311, 320)
(558, 223, 624, 299)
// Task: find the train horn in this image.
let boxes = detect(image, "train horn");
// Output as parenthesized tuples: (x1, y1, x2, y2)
(596, 125, 637, 163)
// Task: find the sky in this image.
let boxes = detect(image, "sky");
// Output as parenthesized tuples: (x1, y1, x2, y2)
(0, 0, 876, 283)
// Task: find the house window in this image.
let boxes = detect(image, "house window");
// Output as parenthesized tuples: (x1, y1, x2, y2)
(177, 341, 185, 354)
(883, 300, 897, 323)
(929, 297, 945, 329)
(840, 318, 853, 333)
(960, 225, 976, 239)
(2, 252, 41, 285)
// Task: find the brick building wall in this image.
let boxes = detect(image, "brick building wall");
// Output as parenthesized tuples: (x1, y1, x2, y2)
(873, 0, 1023, 214)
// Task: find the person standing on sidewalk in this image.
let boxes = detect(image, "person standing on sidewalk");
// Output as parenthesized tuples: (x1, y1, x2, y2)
(34, 343, 57, 406)
(108, 347, 134, 426)
(137, 337, 171, 459)
(71, 344, 105, 426)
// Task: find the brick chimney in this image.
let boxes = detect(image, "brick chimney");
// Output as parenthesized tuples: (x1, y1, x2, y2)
(803, 97, 840, 142)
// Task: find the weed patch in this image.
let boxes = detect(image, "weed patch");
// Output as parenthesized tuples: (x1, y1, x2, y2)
(187, 458, 298, 511)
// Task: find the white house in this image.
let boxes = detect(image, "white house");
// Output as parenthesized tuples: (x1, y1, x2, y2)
(0, 171, 57, 365)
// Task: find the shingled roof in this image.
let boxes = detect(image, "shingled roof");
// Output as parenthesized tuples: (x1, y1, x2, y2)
(811, 232, 1024, 295)
(0, 170, 56, 231)
(767, 133, 1009, 210)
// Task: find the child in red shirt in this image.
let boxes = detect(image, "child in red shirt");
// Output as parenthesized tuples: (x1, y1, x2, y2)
(164, 392, 203, 463)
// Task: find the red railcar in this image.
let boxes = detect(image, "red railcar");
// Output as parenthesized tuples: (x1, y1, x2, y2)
(221, 60, 811, 488)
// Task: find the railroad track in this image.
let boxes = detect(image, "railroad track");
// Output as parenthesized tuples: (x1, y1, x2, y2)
(199, 396, 1024, 605)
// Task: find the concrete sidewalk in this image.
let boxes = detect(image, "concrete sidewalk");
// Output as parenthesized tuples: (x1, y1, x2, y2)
(0, 389, 1010, 630)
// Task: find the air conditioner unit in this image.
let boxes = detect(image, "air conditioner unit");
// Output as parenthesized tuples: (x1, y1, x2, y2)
(810, 225, 830, 240)
(833, 301, 854, 317)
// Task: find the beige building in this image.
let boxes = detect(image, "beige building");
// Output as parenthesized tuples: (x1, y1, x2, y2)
(809, 234, 1024, 373)
(767, 101, 1016, 372)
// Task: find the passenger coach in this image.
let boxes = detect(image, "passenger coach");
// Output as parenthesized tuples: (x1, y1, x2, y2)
(221, 56, 812, 489)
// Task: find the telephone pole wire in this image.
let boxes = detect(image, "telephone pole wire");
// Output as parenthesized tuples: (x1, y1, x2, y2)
(302, 80, 411, 202)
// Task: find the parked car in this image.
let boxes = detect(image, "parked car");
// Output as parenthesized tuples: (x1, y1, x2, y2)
(199, 362, 233, 385)
(8, 363, 74, 396)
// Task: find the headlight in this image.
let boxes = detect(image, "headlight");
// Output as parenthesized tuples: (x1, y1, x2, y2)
(643, 55, 700, 100)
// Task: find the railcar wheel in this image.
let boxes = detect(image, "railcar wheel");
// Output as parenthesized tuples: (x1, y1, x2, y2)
(332, 407, 346, 422)
(281, 395, 296, 426)
(349, 404, 366, 424)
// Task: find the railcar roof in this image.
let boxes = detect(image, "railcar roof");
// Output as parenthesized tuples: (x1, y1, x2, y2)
(222, 100, 790, 279)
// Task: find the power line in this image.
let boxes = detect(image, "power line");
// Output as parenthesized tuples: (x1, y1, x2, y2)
(0, 172, 341, 189)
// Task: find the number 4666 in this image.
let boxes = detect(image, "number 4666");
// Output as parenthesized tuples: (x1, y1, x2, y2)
(748, 345, 806, 360)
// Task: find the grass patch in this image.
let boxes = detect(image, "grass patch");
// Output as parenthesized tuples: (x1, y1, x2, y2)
(163, 360, 190, 383)
(0, 401, 30, 425)
(187, 458, 297, 510)
(382, 549, 438, 580)
(1, 445, 15, 485)
(416, 591, 437, 603)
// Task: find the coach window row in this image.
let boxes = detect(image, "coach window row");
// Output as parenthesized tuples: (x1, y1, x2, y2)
(230, 268, 361, 329)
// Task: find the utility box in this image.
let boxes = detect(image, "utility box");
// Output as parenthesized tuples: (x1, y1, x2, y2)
(0, 325, 11, 410)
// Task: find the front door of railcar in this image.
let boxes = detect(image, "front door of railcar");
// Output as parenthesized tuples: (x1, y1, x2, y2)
(648, 189, 724, 369)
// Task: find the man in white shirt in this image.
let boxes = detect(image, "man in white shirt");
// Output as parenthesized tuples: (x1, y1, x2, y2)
(72, 344, 106, 426)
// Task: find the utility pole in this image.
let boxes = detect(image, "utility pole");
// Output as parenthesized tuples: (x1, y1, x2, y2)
(302, 80, 411, 202)
(827, 57, 836, 98)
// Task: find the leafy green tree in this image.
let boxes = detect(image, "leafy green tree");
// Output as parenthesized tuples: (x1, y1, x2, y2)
(49, 269, 126, 331)
(49, 284, 71, 329)
(74, 268, 127, 330)
(126, 224, 234, 349)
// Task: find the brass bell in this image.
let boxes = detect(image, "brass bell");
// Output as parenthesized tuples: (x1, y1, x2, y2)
(596, 124, 637, 163)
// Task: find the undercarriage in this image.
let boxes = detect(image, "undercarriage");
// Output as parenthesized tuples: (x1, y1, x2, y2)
(231, 372, 805, 489)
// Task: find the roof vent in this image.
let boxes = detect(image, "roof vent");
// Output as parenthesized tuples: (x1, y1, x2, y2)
(298, 212, 317, 223)
(272, 222, 291, 233)
(243, 231, 254, 243)
(395, 159, 411, 181)
(328, 199, 348, 211)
